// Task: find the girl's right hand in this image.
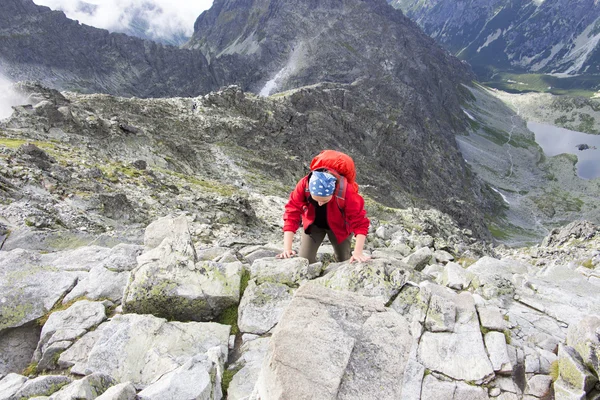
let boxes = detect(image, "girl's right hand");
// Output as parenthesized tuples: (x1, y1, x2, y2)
(276, 249, 297, 259)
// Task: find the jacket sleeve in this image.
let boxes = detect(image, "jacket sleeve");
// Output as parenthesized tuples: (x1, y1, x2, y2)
(283, 177, 307, 233)
(345, 190, 370, 236)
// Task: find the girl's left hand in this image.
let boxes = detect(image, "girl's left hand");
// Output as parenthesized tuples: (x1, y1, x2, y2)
(349, 252, 371, 263)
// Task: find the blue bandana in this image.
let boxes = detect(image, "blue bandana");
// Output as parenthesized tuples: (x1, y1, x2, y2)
(309, 171, 337, 197)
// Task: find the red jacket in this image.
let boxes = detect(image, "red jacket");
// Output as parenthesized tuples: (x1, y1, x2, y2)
(283, 175, 370, 243)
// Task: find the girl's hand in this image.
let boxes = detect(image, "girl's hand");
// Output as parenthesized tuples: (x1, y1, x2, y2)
(349, 252, 371, 263)
(276, 249, 297, 259)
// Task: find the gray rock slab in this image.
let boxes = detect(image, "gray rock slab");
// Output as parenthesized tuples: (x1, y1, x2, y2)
(238, 280, 293, 335)
(425, 293, 456, 332)
(420, 374, 456, 400)
(454, 381, 490, 400)
(484, 331, 513, 374)
(477, 306, 506, 331)
(525, 374, 553, 398)
(403, 247, 433, 271)
(78, 314, 230, 387)
(58, 330, 102, 372)
(48, 373, 116, 400)
(567, 315, 600, 376)
(553, 378, 587, 400)
(467, 256, 531, 299)
(35, 301, 106, 365)
(12, 375, 72, 399)
(434, 250, 454, 263)
(144, 215, 189, 249)
(196, 246, 230, 261)
(94, 382, 136, 400)
(316, 258, 409, 303)
(0, 325, 41, 377)
(137, 354, 219, 400)
(439, 262, 472, 290)
(244, 249, 279, 264)
(250, 257, 322, 287)
(418, 291, 495, 383)
(0, 249, 79, 331)
(558, 344, 598, 393)
(47, 244, 141, 272)
(228, 338, 271, 400)
(337, 311, 412, 399)
(255, 282, 393, 399)
(123, 218, 241, 321)
(399, 360, 425, 400)
(62, 266, 130, 304)
(0, 373, 28, 400)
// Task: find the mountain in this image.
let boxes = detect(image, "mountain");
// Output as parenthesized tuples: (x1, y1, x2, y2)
(390, 0, 600, 78)
(0, 0, 217, 97)
(0, 0, 502, 239)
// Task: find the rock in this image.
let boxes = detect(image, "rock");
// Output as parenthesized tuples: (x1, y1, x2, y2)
(316, 258, 409, 303)
(0, 325, 41, 377)
(467, 257, 530, 299)
(420, 374, 456, 399)
(403, 247, 433, 271)
(95, 382, 136, 400)
(76, 314, 230, 387)
(439, 261, 472, 290)
(98, 194, 135, 221)
(425, 293, 456, 332)
(12, 375, 72, 399)
(524, 374, 553, 398)
(196, 246, 231, 261)
(566, 315, 600, 376)
(243, 248, 280, 264)
(123, 216, 242, 321)
(144, 215, 190, 249)
(137, 354, 221, 400)
(0, 249, 79, 331)
(417, 289, 495, 383)
(434, 250, 454, 263)
(33, 300, 106, 370)
(227, 338, 271, 400)
(0, 373, 28, 400)
(62, 266, 129, 304)
(48, 373, 116, 400)
(255, 282, 411, 399)
(484, 331, 513, 374)
(477, 306, 506, 331)
(250, 257, 322, 287)
(399, 360, 425, 400)
(57, 330, 102, 372)
(553, 378, 587, 400)
(558, 344, 598, 393)
(238, 280, 294, 335)
(542, 221, 598, 247)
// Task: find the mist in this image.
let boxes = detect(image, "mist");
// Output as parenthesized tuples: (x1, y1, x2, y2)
(32, 0, 213, 44)
(0, 73, 27, 120)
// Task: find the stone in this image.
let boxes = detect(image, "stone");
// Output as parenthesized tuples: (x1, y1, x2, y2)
(399, 360, 425, 400)
(454, 381, 490, 399)
(238, 280, 294, 335)
(566, 315, 600, 376)
(403, 247, 433, 271)
(553, 378, 587, 400)
(477, 306, 506, 331)
(420, 374, 456, 400)
(250, 257, 322, 287)
(434, 250, 454, 263)
(94, 382, 136, 400)
(484, 332, 513, 374)
(196, 246, 231, 261)
(62, 266, 130, 304)
(255, 282, 411, 399)
(316, 258, 409, 303)
(425, 293, 456, 332)
(144, 215, 188, 249)
(123, 216, 242, 321)
(0, 325, 41, 377)
(244, 248, 279, 264)
(227, 338, 271, 400)
(12, 375, 72, 399)
(558, 344, 598, 393)
(34, 301, 106, 369)
(524, 374, 553, 398)
(0, 249, 79, 331)
(137, 354, 221, 400)
(77, 314, 230, 386)
(58, 330, 102, 372)
(418, 290, 495, 383)
(0, 373, 28, 400)
(48, 373, 116, 400)
(439, 261, 472, 290)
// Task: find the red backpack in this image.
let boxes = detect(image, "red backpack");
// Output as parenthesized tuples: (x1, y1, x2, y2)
(304, 150, 359, 211)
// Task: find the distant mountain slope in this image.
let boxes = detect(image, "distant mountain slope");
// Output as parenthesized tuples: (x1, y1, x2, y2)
(390, 0, 600, 77)
(0, 0, 217, 97)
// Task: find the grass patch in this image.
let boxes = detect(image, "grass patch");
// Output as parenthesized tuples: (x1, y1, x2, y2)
(482, 73, 600, 98)
(221, 365, 243, 396)
(582, 259, 594, 269)
(549, 360, 559, 382)
(503, 329, 512, 345)
(22, 361, 38, 376)
(457, 257, 477, 268)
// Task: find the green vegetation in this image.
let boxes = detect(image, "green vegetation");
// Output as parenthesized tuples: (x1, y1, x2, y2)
(216, 269, 250, 335)
(503, 329, 512, 345)
(457, 257, 477, 268)
(221, 365, 243, 395)
(22, 361, 38, 376)
(482, 73, 600, 97)
(549, 360, 560, 382)
(581, 259, 594, 269)
(37, 297, 85, 326)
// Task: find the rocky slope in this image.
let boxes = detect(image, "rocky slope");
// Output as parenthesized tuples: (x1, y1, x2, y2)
(390, 0, 600, 77)
(460, 84, 600, 245)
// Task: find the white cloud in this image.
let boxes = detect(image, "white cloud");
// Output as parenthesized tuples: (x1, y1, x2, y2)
(0, 73, 28, 120)
(32, 0, 214, 42)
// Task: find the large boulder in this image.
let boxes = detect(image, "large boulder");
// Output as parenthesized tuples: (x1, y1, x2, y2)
(74, 314, 230, 387)
(254, 282, 412, 399)
(123, 216, 242, 321)
(0, 325, 41, 377)
(238, 280, 294, 335)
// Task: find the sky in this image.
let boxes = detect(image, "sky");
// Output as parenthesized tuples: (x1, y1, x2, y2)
(32, 0, 214, 43)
